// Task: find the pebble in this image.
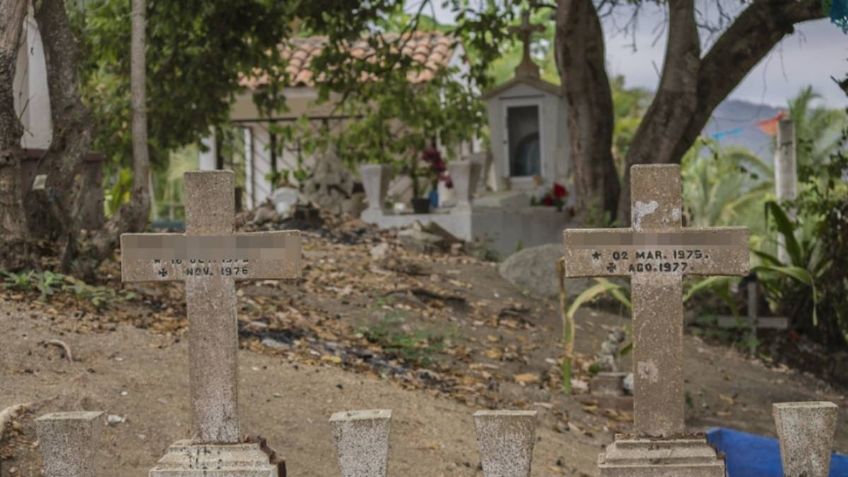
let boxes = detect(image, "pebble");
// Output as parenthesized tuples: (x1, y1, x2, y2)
(107, 414, 125, 425)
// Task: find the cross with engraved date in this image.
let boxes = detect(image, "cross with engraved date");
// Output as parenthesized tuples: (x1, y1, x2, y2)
(120, 171, 301, 444)
(563, 165, 749, 438)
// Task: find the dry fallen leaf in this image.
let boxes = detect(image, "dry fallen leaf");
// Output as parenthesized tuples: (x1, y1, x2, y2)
(514, 372, 541, 386)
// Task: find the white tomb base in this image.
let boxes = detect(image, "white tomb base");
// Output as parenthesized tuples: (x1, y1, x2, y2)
(362, 205, 570, 257)
(149, 440, 278, 477)
(598, 436, 726, 477)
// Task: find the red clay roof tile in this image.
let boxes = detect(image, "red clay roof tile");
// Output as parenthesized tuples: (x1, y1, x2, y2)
(240, 31, 458, 89)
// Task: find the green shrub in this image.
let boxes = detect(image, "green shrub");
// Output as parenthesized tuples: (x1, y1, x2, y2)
(1, 270, 135, 310)
(755, 145, 847, 348)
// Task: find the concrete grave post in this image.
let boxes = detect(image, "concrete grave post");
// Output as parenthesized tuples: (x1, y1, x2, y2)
(590, 372, 633, 412)
(473, 410, 537, 477)
(773, 401, 839, 477)
(35, 411, 103, 477)
(449, 160, 475, 209)
(329, 410, 392, 477)
(564, 164, 750, 476)
(774, 118, 797, 264)
(121, 170, 301, 476)
(359, 164, 390, 219)
(467, 152, 489, 194)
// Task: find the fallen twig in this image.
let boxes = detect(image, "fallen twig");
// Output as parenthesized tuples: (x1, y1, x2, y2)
(44, 339, 74, 362)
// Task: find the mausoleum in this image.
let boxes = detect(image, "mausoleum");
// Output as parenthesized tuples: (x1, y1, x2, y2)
(359, 12, 572, 256)
(481, 10, 570, 195)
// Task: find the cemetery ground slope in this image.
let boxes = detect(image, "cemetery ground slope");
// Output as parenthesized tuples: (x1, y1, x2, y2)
(1, 217, 847, 475)
(0, 299, 599, 476)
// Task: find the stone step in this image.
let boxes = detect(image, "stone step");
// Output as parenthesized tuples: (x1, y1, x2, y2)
(598, 437, 726, 477)
(590, 372, 628, 396)
(149, 441, 278, 477)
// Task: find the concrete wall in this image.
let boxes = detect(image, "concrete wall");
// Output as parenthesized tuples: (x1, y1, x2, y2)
(365, 206, 570, 258)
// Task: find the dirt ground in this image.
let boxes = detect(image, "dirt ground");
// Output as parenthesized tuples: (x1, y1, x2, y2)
(0, 298, 600, 476)
(1, 222, 847, 476)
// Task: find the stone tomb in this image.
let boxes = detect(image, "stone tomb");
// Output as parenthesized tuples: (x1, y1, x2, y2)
(360, 156, 570, 257)
(121, 171, 301, 476)
(564, 164, 749, 476)
(773, 401, 839, 477)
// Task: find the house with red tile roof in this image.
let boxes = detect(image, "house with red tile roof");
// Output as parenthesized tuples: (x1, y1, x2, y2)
(199, 31, 477, 209)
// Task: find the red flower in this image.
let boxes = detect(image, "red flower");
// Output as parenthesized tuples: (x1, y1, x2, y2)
(553, 183, 568, 198)
(542, 195, 554, 206)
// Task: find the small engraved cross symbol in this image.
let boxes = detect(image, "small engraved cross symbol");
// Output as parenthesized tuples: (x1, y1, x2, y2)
(606, 262, 616, 273)
(158, 268, 168, 277)
(592, 251, 601, 260)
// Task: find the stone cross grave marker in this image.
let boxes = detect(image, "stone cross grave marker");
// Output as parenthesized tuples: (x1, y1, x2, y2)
(121, 171, 301, 443)
(564, 164, 749, 437)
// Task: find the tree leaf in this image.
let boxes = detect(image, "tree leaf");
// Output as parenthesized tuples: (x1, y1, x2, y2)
(566, 278, 629, 320)
(764, 201, 803, 265)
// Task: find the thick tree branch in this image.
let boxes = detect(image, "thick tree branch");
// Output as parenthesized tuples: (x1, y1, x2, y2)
(0, 0, 28, 166)
(35, 0, 91, 166)
(0, 0, 30, 257)
(617, 0, 825, 223)
(556, 0, 620, 220)
(671, 0, 826, 162)
(34, 0, 94, 269)
(627, 0, 699, 166)
(620, 0, 699, 220)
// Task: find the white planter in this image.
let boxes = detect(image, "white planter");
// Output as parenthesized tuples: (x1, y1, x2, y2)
(359, 164, 390, 212)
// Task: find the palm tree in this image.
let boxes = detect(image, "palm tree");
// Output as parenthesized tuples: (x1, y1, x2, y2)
(787, 86, 848, 177)
(682, 138, 772, 240)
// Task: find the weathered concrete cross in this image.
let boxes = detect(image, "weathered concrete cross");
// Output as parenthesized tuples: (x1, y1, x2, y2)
(121, 171, 301, 443)
(564, 164, 749, 437)
(509, 8, 544, 78)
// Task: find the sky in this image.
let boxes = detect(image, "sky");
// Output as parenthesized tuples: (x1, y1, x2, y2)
(412, 1, 848, 108)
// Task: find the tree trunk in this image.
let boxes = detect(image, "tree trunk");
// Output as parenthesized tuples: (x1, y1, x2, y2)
(86, 0, 151, 273)
(0, 0, 33, 269)
(618, 0, 825, 223)
(555, 0, 620, 224)
(618, 0, 699, 222)
(33, 0, 94, 271)
(126, 0, 151, 231)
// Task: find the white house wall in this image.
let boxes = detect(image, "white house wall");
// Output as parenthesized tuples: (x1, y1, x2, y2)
(13, 8, 51, 150)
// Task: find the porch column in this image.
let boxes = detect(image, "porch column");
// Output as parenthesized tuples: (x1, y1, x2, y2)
(199, 129, 217, 170)
(243, 126, 255, 209)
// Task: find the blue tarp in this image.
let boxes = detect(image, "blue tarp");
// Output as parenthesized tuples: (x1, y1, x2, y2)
(706, 427, 848, 477)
